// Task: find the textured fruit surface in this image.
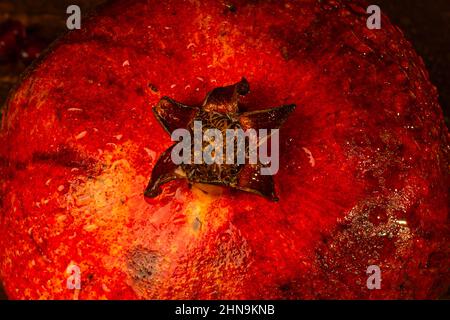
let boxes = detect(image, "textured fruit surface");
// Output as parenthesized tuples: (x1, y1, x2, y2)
(0, 0, 448, 299)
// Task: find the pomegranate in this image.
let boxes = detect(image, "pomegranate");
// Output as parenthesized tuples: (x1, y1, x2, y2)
(0, 0, 448, 299)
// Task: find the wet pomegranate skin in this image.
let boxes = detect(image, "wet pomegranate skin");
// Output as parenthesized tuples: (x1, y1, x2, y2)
(0, 0, 448, 299)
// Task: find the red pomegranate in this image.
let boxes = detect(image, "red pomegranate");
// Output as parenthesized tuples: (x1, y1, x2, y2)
(0, 0, 448, 299)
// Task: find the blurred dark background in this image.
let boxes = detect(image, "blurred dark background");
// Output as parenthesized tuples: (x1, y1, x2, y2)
(0, 0, 449, 299)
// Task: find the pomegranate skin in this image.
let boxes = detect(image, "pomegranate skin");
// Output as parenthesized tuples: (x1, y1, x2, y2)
(0, 0, 448, 299)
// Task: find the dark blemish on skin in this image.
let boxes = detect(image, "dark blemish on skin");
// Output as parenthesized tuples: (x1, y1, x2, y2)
(127, 247, 159, 285)
(281, 46, 290, 61)
(27, 228, 49, 262)
(279, 282, 292, 293)
(193, 217, 202, 231)
(148, 83, 158, 93)
(56, 108, 62, 121)
(224, 3, 237, 14)
(107, 77, 115, 86)
(0, 156, 9, 168)
(136, 86, 145, 96)
(31, 145, 97, 171)
(15, 160, 26, 171)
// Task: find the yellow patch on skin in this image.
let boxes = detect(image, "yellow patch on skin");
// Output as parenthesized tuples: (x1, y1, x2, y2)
(59, 141, 236, 298)
(185, 184, 228, 236)
(193, 12, 236, 68)
(65, 143, 148, 274)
